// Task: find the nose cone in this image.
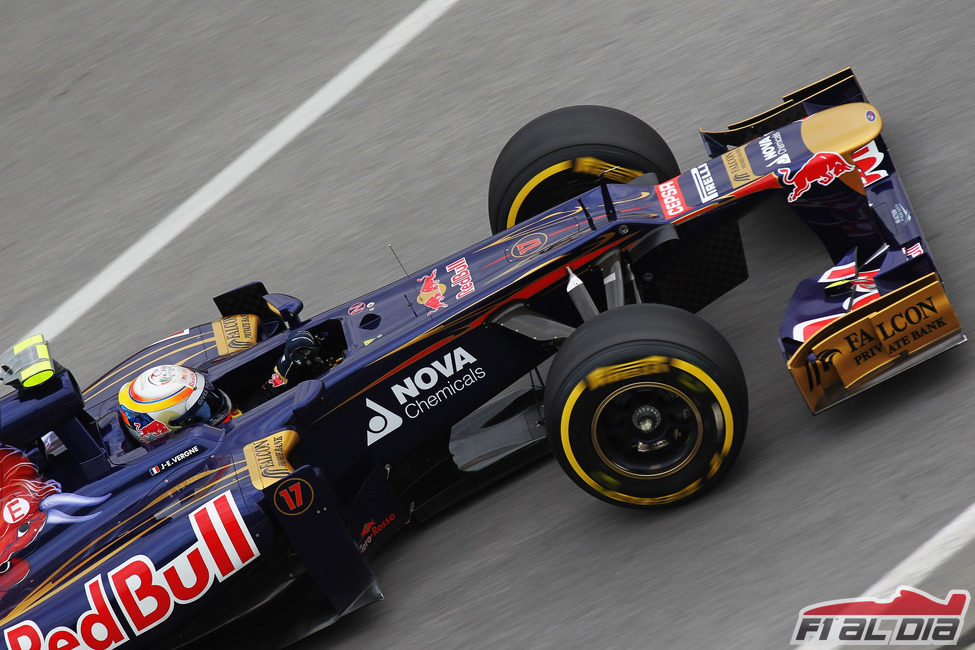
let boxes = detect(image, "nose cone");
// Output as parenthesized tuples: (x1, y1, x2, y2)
(800, 102, 882, 156)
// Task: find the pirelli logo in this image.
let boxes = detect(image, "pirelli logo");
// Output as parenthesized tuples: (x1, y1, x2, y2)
(572, 157, 644, 183)
(586, 356, 670, 389)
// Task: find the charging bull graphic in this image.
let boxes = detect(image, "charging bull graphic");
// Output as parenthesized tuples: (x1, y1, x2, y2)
(0, 446, 109, 596)
(779, 152, 856, 202)
(416, 269, 448, 312)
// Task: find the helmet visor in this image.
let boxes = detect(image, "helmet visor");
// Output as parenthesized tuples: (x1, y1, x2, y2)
(171, 382, 230, 427)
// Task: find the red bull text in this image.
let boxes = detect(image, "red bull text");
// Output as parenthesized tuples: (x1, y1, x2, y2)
(3, 491, 258, 650)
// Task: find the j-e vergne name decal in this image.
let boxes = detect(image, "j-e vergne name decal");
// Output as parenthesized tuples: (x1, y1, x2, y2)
(148, 445, 200, 476)
(791, 586, 970, 645)
(4, 491, 259, 650)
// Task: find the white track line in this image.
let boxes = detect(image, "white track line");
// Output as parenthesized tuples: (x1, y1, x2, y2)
(28, 0, 462, 341)
(797, 501, 975, 649)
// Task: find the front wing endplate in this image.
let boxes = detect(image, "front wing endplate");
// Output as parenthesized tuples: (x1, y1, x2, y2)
(788, 273, 964, 413)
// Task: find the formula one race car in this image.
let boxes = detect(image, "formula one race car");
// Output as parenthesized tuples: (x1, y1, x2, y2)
(0, 68, 962, 649)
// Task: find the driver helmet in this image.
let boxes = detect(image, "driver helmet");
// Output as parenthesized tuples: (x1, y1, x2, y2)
(118, 365, 231, 444)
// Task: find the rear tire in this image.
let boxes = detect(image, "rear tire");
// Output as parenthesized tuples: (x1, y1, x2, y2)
(488, 105, 679, 233)
(544, 304, 747, 508)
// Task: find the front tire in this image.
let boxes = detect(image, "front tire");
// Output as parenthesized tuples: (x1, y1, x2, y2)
(488, 105, 679, 234)
(544, 304, 747, 508)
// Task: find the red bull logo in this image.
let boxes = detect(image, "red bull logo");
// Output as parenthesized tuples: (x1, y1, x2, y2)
(445, 258, 475, 299)
(0, 446, 109, 597)
(416, 269, 447, 312)
(119, 410, 171, 442)
(779, 151, 856, 202)
(3, 491, 257, 650)
(138, 420, 170, 438)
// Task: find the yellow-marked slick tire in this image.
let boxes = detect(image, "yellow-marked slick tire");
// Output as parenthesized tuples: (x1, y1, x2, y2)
(544, 304, 747, 508)
(488, 105, 679, 234)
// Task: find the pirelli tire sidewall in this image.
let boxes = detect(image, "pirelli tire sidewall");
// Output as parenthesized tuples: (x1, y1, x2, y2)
(487, 105, 679, 234)
(544, 305, 747, 508)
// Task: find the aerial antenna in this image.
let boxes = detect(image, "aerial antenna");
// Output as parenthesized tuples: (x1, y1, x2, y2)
(403, 294, 418, 317)
(388, 243, 418, 316)
(388, 243, 409, 276)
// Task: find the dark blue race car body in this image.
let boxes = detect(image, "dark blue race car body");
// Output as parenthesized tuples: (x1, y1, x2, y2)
(0, 68, 962, 649)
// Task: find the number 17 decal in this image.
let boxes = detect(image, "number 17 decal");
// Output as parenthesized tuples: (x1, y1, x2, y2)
(274, 477, 314, 516)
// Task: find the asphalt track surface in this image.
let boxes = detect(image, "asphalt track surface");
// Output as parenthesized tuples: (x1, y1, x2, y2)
(2, 1, 973, 648)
